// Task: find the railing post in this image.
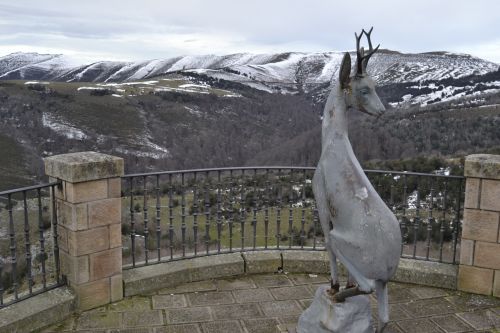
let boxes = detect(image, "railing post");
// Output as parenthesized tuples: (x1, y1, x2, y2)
(44, 152, 124, 310)
(459, 154, 500, 297)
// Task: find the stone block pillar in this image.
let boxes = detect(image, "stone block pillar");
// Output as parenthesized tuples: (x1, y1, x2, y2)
(458, 154, 500, 297)
(44, 152, 124, 310)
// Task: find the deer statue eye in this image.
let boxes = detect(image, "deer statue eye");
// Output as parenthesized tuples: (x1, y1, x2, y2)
(360, 88, 369, 95)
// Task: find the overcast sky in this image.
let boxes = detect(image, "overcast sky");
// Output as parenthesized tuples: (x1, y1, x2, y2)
(1, 0, 499, 64)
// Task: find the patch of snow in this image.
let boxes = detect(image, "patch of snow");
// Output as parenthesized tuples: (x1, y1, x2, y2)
(121, 80, 159, 86)
(179, 83, 209, 89)
(184, 106, 202, 116)
(77, 86, 102, 91)
(42, 113, 87, 140)
(24, 81, 49, 85)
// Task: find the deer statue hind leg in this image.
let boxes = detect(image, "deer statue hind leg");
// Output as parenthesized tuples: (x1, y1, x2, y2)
(375, 280, 389, 333)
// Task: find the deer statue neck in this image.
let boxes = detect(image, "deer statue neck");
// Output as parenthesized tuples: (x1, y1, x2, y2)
(321, 84, 350, 149)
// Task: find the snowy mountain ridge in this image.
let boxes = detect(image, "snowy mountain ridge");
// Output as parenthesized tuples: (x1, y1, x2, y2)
(0, 50, 497, 88)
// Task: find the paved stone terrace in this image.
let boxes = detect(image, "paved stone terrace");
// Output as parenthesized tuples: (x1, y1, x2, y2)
(39, 273, 500, 333)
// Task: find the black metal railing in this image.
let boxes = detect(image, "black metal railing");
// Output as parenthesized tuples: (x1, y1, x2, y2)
(121, 167, 464, 269)
(0, 181, 64, 308)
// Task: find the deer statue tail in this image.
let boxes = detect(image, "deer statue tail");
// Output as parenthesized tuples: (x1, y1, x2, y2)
(375, 280, 389, 333)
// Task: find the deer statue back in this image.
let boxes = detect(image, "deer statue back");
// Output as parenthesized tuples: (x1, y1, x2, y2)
(312, 28, 402, 333)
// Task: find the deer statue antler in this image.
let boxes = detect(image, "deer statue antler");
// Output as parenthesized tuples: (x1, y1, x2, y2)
(355, 27, 380, 76)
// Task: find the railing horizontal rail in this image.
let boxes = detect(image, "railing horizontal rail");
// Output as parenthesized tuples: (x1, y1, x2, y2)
(123, 166, 317, 178)
(123, 166, 465, 179)
(0, 180, 61, 197)
(363, 169, 464, 179)
(121, 166, 464, 270)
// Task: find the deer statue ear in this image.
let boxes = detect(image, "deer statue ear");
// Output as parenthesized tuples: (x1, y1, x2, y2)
(339, 52, 351, 89)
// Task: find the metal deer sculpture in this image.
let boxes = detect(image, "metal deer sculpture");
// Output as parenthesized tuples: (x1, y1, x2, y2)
(312, 28, 402, 332)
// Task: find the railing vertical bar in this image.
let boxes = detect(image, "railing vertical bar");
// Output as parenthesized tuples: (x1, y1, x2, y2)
(252, 169, 257, 250)
(400, 174, 408, 255)
(288, 169, 294, 249)
(264, 169, 270, 250)
(193, 172, 199, 256)
(205, 171, 211, 254)
(228, 170, 234, 252)
(425, 177, 434, 260)
(312, 205, 318, 250)
(300, 170, 306, 250)
(36, 189, 47, 289)
(143, 176, 149, 265)
(452, 179, 463, 264)
(22, 191, 33, 294)
(276, 169, 282, 249)
(8, 194, 18, 299)
(0, 253, 3, 306)
(51, 185, 61, 285)
(412, 176, 421, 258)
(129, 178, 136, 267)
(240, 170, 246, 251)
(155, 175, 161, 262)
(377, 176, 382, 203)
(216, 171, 222, 254)
(181, 173, 187, 257)
(168, 174, 174, 260)
(439, 179, 448, 262)
(390, 181, 395, 208)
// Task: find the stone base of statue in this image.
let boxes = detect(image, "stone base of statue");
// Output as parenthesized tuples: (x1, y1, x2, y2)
(297, 285, 373, 333)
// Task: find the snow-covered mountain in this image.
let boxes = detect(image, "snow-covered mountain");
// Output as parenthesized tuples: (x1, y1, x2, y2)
(1, 50, 497, 88)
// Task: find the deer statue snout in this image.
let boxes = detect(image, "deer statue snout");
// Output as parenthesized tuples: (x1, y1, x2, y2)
(369, 94, 386, 118)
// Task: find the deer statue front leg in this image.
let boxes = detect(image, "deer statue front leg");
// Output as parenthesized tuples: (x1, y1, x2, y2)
(313, 168, 340, 293)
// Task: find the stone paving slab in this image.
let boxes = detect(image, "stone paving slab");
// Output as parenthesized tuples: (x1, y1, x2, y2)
(165, 307, 212, 325)
(155, 324, 202, 333)
(400, 298, 458, 318)
(232, 288, 274, 303)
(152, 295, 187, 309)
(122, 311, 163, 327)
(157, 280, 217, 295)
(430, 314, 474, 333)
(252, 274, 293, 287)
(216, 277, 257, 291)
(201, 320, 244, 333)
(212, 303, 263, 320)
(242, 318, 280, 333)
(187, 291, 235, 306)
(269, 285, 314, 300)
(38, 273, 500, 333)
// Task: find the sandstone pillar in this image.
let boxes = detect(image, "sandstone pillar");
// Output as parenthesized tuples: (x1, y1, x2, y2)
(459, 154, 500, 297)
(44, 152, 124, 310)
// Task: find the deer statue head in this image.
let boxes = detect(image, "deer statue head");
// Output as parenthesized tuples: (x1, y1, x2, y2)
(339, 27, 385, 117)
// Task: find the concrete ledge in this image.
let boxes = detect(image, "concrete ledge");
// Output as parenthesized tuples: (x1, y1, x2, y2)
(123, 251, 459, 297)
(123, 253, 244, 296)
(282, 250, 331, 274)
(393, 258, 458, 289)
(0, 287, 75, 333)
(242, 250, 282, 274)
